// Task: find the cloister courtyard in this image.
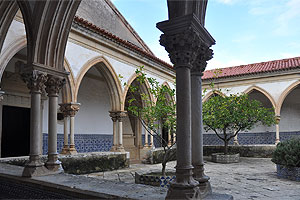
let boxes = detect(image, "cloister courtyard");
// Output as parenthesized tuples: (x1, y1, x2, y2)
(0, 156, 299, 199)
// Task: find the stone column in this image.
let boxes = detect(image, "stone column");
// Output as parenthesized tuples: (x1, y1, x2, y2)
(157, 14, 215, 199)
(117, 111, 126, 151)
(67, 103, 80, 154)
(110, 111, 119, 151)
(0, 90, 4, 158)
(191, 47, 213, 197)
(150, 130, 154, 147)
(144, 126, 149, 147)
(158, 19, 200, 200)
(168, 128, 172, 146)
(275, 115, 280, 145)
(21, 70, 48, 177)
(60, 104, 69, 154)
(45, 75, 65, 172)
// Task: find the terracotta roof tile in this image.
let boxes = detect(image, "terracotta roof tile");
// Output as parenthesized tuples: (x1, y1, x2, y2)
(73, 16, 173, 69)
(202, 57, 300, 80)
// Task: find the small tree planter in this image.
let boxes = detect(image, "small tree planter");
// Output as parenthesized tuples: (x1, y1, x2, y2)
(211, 153, 240, 164)
(135, 172, 175, 188)
(276, 164, 300, 181)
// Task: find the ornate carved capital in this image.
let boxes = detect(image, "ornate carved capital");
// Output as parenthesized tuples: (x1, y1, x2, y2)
(45, 75, 66, 97)
(109, 111, 127, 122)
(191, 44, 213, 76)
(160, 27, 202, 68)
(275, 115, 281, 124)
(21, 70, 48, 94)
(59, 103, 80, 117)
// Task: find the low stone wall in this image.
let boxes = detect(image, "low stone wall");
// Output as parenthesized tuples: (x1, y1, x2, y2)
(204, 145, 276, 158)
(0, 152, 129, 175)
(143, 147, 176, 164)
(143, 145, 276, 164)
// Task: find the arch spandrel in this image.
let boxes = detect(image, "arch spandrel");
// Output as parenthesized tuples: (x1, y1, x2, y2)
(75, 56, 122, 111)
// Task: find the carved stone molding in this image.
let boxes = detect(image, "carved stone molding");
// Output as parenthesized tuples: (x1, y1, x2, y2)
(191, 44, 213, 76)
(109, 111, 127, 122)
(21, 70, 48, 94)
(59, 103, 81, 117)
(159, 27, 202, 68)
(45, 75, 66, 97)
(275, 115, 281, 124)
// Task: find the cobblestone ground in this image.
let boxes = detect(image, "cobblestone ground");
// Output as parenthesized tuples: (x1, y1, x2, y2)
(86, 157, 300, 200)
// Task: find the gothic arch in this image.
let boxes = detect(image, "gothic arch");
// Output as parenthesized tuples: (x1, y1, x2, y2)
(0, 36, 26, 81)
(122, 72, 154, 111)
(61, 58, 76, 103)
(161, 81, 175, 104)
(0, 1, 18, 54)
(17, 1, 81, 69)
(276, 80, 300, 115)
(75, 56, 122, 111)
(243, 86, 276, 109)
(202, 90, 225, 102)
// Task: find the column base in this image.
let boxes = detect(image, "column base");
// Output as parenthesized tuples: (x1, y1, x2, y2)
(193, 165, 212, 198)
(69, 145, 78, 155)
(111, 145, 125, 152)
(166, 182, 201, 200)
(233, 141, 239, 146)
(275, 139, 280, 145)
(22, 155, 48, 177)
(46, 154, 63, 173)
(60, 145, 70, 154)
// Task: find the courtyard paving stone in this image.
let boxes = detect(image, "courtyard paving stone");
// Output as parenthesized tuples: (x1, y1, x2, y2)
(87, 157, 300, 200)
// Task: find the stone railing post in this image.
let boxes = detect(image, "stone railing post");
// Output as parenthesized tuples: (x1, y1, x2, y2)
(191, 44, 213, 198)
(45, 75, 65, 172)
(21, 69, 48, 177)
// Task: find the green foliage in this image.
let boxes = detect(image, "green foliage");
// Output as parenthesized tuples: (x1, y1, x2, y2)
(203, 92, 275, 154)
(120, 66, 176, 176)
(272, 138, 300, 167)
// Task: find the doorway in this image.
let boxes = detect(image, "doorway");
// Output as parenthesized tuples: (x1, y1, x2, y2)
(1, 105, 30, 157)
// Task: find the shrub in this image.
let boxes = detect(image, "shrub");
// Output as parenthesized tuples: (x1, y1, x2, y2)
(272, 138, 300, 167)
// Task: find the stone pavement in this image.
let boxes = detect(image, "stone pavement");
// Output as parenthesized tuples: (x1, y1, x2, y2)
(86, 157, 300, 200)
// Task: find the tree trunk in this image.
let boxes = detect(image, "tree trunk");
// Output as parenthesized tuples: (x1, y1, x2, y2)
(224, 140, 228, 155)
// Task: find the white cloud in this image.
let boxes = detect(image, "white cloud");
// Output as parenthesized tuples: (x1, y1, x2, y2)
(207, 58, 247, 70)
(273, 0, 300, 36)
(232, 34, 256, 43)
(148, 41, 171, 64)
(215, 0, 237, 4)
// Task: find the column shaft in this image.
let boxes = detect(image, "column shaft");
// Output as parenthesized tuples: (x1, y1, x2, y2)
(150, 130, 154, 147)
(118, 119, 124, 150)
(21, 70, 48, 177)
(70, 116, 76, 149)
(275, 116, 280, 145)
(144, 127, 149, 147)
(175, 66, 194, 180)
(61, 116, 69, 154)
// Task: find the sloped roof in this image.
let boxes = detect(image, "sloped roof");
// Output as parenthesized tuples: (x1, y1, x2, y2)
(73, 16, 173, 69)
(202, 57, 300, 80)
(76, 0, 153, 54)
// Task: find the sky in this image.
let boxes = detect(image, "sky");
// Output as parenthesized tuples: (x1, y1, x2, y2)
(111, 0, 300, 70)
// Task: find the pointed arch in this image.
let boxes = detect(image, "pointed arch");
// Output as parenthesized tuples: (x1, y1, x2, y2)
(61, 58, 76, 103)
(122, 72, 154, 111)
(202, 90, 225, 102)
(75, 56, 122, 111)
(162, 81, 175, 104)
(0, 1, 18, 54)
(0, 36, 26, 81)
(243, 86, 276, 110)
(276, 80, 300, 115)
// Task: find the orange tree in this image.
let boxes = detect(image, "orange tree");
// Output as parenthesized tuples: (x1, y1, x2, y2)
(202, 93, 275, 154)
